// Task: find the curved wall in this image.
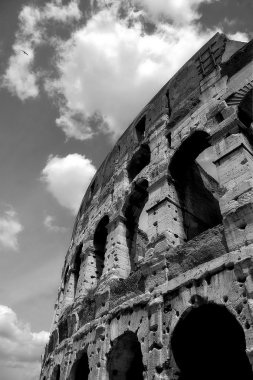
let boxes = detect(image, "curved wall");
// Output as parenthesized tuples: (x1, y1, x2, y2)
(41, 33, 253, 380)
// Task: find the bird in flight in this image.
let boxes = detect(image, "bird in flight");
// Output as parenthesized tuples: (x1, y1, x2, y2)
(20, 50, 29, 56)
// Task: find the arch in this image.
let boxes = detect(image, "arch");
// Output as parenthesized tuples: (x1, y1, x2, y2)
(70, 351, 90, 380)
(94, 215, 109, 279)
(124, 179, 149, 271)
(51, 364, 60, 380)
(171, 303, 252, 380)
(127, 144, 150, 182)
(73, 243, 83, 296)
(169, 131, 222, 240)
(107, 331, 144, 380)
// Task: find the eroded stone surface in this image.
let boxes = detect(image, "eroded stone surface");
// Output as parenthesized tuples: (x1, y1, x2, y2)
(40, 33, 253, 380)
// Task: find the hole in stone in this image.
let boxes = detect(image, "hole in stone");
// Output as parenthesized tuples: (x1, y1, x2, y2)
(167, 132, 172, 148)
(215, 112, 224, 123)
(245, 321, 250, 330)
(236, 305, 243, 315)
(205, 275, 212, 285)
(156, 365, 163, 374)
(238, 222, 247, 230)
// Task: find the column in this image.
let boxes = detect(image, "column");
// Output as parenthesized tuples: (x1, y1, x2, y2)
(212, 119, 253, 250)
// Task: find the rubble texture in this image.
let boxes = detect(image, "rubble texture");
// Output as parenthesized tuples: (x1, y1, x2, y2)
(40, 33, 253, 379)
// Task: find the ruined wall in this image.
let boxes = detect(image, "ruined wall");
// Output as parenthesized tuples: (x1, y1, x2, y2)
(40, 33, 253, 380)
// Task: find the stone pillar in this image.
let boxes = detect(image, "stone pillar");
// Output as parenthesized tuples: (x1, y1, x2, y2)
(102, 215, 131, 281)
(75, 241, 98, 297)
(147, 175, 186, 248)
(212, 120, 253, 250)
(62, 270, 75, 308)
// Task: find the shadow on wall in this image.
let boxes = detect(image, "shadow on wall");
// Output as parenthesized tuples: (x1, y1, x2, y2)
(124, 179, 149, 271)
(169, 131, 222, 241)
(94, 215, 109, 279)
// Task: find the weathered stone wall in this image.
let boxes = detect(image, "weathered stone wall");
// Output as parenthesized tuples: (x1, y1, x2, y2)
(40, 33, 253, 380)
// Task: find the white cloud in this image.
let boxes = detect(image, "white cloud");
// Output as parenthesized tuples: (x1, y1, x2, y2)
(41, 154, 96, 214)
(228, 31, 249, 42)
(2, 1, 81, 100)
(92, 0, 217, 24)
(4, 0, 249, 141)
(133, 0, 216, 24)
(49, 8, 214, 140)
(44, 214, 67, 232)
(3, 46, 39, 101)
(44, 0, 82, 22)
(0, 305, 49, 380)
(0, 207, 23, 251)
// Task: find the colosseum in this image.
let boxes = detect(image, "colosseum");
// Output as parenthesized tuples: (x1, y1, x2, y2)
(40, 32, 253, 380)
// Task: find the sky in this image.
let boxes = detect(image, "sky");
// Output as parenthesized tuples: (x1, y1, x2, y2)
(0, 0, 252, 379)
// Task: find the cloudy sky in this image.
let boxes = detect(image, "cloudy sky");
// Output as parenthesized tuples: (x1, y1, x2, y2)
(0, 0, 252, 378)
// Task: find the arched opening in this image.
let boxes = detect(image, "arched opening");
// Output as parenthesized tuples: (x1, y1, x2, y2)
(70, 352, 90, 380)
(94, 215, 109, 279)
(171, 303, 252, 380)
(107, 331, 144, 380)
(58, 318, 68, 343)
(51, 364, 60, 380)
(135, 115, 146, 142)
(124, 179, 149, 271)
(238, 89, 253, 128)
(73, 243, 83, 296)
(169, 131, 222, 241)
(127, 144, 150, 182)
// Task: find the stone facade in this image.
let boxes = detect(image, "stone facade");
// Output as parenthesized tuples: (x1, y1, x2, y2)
(40, 33, 253, 380)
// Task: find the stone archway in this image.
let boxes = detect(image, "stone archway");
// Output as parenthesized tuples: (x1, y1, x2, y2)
(171, 303, 252, 380)
(169, 131, 222, 241)
(123, 179, 149, 270)
(51, 364, 60, 380)
(70, 351, 90, 380)
(107, 331, 144, 380)
(94, 215, 109, 279)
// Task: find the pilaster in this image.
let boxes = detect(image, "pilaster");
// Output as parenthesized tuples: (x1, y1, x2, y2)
(212, 120, 253, 250)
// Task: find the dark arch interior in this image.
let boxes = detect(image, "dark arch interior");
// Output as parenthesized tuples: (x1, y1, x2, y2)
(73, 243, 83, 296)
(135, 115, 146, 142)
(171, 303, 252, 380)
(94, 215, 109, 279)
(124, 179, 149, 271)
(238, 89, 253, 128)
(169, 131, 222, 240)
(107, 331, 144, 380)
(51, 364, 60, 380)
(71, 352, 90, 380)
(127, 144, 150, 182)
